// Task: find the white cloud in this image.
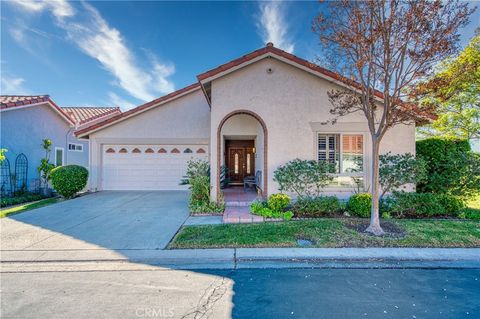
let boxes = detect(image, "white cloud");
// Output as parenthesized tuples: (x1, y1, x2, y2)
(8, 1, 176, 103)
(258, 2, 294, 53)
(12, 0, 75, 20)
(1, 74, 29, 95)
(108, 92, 136, 111)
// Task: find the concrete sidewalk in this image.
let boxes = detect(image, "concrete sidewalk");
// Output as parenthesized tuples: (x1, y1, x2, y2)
(2, 248, 480, 271)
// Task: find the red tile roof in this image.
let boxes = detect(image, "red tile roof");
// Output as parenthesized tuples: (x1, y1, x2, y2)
(76, 43, 435, 137)
(61, 107, 121, 125)
(197, 43, 435, 121)
(75, 82, 201, 137)
(0, 95, 75, 125)
(197, 42, 385, 100)
(0, 95, 51, 109)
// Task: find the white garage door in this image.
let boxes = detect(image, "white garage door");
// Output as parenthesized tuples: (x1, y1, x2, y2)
(102, 144, 208, 190)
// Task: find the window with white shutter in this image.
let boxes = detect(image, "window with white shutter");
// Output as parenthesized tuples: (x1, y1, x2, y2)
(317, 133, 364, 188)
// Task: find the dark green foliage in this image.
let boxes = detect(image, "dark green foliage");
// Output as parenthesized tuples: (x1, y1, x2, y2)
(50, 165, 88, 198)
(183, 159, 224, 214)
(458, 208, 480, 220)
(293, 196, 342, 217)
(390, 191, 465, 218)
(273, 159, 335, 198)
(379, 152, 427, 197)
(346, 193, 372, 218)
(1, 193, 43, 208)
(250, 195, 294, 221)
(416, 138, 479, 196)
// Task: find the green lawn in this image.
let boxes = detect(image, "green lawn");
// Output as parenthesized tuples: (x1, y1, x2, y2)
(0, 198, 61, 218)
(169, 219, 480, 249)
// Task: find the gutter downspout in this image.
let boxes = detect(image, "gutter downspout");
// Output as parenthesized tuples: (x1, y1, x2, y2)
(65, 124, 76, 165)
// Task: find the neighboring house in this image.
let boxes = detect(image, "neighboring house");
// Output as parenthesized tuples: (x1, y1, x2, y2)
(0, 95, 120, 191)
(76, 43, 427, 199)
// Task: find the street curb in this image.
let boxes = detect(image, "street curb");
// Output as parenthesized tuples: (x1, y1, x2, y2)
(235, 248, 480, 262)
(2, 248, 479, 270)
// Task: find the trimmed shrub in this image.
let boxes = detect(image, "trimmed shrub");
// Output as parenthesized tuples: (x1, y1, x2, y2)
(267, 194, 291, 212)
(293, 196, 341, 217)
(379, 152, 427, 197)
(273, 159, 335, 198)
(416, 138, 479, 196)
(390, 192, 465, 218)
(346, 193, 372, 218)
(0, 193, 43, 208)
(250, 197, 294, 220)
(50, 165, 88, 198)
(437, 194, 466, 214)
(458, 208, 480, 220)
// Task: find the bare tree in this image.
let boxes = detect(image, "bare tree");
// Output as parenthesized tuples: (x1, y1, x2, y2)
(313, 0, 473, 235)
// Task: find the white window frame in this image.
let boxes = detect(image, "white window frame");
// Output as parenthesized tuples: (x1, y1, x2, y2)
(55, 147, 65, 166)
(68, 143, 83, 152)
(317, 132, 366, 189)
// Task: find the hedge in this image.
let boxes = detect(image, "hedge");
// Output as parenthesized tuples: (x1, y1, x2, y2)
(50, 165, 88, 198)
(416, 138, 477, 195)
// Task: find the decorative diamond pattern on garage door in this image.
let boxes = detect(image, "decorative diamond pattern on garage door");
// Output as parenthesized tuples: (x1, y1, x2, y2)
(102, 145, 208, 190)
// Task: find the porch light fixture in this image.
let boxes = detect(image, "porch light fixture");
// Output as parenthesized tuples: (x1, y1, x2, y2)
(252, 147, 256, 154)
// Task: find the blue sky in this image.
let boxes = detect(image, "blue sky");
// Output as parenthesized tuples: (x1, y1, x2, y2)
(1, 1, 478, 110)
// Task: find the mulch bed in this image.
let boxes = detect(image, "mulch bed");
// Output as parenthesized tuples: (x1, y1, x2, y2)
(343, 219, 407, 238)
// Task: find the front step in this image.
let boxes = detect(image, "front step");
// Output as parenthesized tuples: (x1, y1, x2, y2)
(225, 201, 253, 207)
(223, 206, 264, 224)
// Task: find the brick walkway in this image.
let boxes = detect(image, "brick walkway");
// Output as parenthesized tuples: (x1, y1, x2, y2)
(222, 187, 263, 223)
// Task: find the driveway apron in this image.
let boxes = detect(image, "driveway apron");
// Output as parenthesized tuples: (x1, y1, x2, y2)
(0, 191, 190, 252)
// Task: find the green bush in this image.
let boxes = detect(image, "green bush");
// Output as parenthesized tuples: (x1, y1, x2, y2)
(293, 196, 341, 217)
(250, 197, 294, 220)
(50, 165, 88, 198)
(189, 200, 225, 214)
(458, 208, 480, 220)
(390, 192, 465, 218)
(267, 194, 291, 212)
(273, 159, 335, 198)
(346, 193, 372, 218)
(0, 193, 43, 208)
(416, 138, 479, 196)
(379, 152, 427, 197)
(437, 194, 466, 214)
(182, 159, 225, 214)
(250, 200, 267, 215)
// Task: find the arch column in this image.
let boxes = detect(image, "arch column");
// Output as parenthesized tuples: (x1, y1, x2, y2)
(216, 109, 268, 200)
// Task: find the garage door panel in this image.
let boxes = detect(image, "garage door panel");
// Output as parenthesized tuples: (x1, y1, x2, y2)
(102, 144, 208, 190)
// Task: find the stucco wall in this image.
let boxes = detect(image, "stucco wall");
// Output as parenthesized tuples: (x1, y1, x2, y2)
(88, 89, 211, 190)
(0, 104, 88, 191)
(210, 58, 416, 198)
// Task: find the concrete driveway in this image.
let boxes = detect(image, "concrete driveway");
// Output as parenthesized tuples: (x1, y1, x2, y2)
(0, 191, 189, 252)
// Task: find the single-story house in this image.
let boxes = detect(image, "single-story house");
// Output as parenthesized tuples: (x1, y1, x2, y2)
(76, 43, 418, 199)
(0, 95, 120, 192)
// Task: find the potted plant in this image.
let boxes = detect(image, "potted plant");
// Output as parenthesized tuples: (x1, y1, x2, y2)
(37, 139, 55, 197)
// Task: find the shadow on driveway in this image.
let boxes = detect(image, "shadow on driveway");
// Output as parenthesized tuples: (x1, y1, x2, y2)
(0, 191, 189, 251)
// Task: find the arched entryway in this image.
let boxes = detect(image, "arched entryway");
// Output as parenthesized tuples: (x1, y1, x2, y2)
(216, 110, 268, 200)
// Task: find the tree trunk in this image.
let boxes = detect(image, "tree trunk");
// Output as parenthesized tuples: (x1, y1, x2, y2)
(366, 137, 385, 236)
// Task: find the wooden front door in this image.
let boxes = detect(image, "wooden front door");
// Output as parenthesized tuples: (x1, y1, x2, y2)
(226, 140, 255, 184)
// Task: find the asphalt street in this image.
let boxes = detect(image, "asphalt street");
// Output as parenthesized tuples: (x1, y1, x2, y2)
(1, 267, 479, 319)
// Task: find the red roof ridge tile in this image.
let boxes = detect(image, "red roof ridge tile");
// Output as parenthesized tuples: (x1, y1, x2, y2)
(0, 94, 75, 125)
(61, 106, 122, 125)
